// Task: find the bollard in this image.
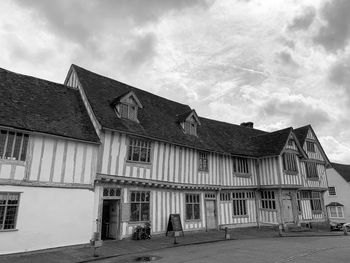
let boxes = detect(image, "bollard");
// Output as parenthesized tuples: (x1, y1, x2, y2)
(224, 227, 230, 240)
(343, 225, 348, 236)
(278, 224, 283, 237)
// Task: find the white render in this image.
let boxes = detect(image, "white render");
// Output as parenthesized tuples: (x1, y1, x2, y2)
(0, 185, 95, 255)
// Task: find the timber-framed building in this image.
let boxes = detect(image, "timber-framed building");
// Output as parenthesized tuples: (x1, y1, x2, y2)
(0, 65, 331, 254)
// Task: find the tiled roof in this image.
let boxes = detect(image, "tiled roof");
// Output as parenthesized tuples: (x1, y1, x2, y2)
(332, 162, 350, 182)
(0, 67, 99, 143)
(294, 125, 310, 145)
(72, 64, 305, 157)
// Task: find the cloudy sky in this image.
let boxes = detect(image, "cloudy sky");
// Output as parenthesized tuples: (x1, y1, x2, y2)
(1, 0, 350, 163)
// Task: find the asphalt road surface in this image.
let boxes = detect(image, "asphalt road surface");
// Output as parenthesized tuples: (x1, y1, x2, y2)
(95, 236, 350, 263)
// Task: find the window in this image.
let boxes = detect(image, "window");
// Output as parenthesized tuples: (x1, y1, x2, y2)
(103, 188, 121, 197)
(297, 192, 302, 213)
(282, 153, 297, 172)
(310, 191, 322, 213)
(186, 194, 200, 220)
(261, 191, 276, 210)
(0, 130, 29, 161)
(232, 192, 247, 216)
(329, 206, 344, 218)
(183, 121, 197, 136)
(328, 187, 336, 196)
(118, 103, 137, 121)
(130, 191, 150, 221)
(220, 192, 231, 201)
(127, 138, 152, 163)
(0, 192, 20, 230)
(198, 152, 208, 171)
(233, 157, 249, 174)
(305, 162, 318, 179)
(306, 141, 315, 152)
(288, 139, 294, 146)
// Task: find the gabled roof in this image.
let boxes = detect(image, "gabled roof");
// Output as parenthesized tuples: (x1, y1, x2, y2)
(70, 64, 326, 157)
(0, 67, 99, 143)
(111, 90, 143, 108)
(294, 125, 309, 145)
(332, 162, 350, 182)
(176, 109, 201, 125)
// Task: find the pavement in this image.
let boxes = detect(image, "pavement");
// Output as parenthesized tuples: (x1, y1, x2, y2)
(0, 227, 346, 263)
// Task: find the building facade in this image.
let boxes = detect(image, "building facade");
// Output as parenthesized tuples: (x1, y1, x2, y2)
(0, 65, 332, 254)
(65, 65, 331, 240)
(325, 163, 350, 223)
(0, 68, 99, 254)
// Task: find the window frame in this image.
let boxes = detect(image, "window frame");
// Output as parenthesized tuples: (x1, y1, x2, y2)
(329, 206, 344, 218)
(130, 191, 150, 222)
(232, 157, 250, 175)
(260, 190, 276, 210)
(127, 138, 152, 164)
(232, 192, 247, 217)
(310, 191, 322, 213)
(0, 192, 21, 231)
(117, 102, 138, 121)
(328, 187, 336, 196)
(305, 162, 318, 179)
(306, 141, 316, 153)
(183, 121, 197, 136)
(0, 130, 29, 162)
(198, 151, 209, 172)
(185, 194, 201, 221)
(282, 152, 298, 173)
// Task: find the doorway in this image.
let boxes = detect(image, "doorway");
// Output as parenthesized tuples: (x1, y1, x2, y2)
(205, 200, 217, 230)
(282, 193, 294, 223)
(101, 200, 120, 240)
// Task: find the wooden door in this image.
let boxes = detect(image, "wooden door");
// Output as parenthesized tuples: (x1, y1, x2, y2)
(205, 200, 217, 230)
(109, 200, 120, 239)
(282, 194, 294, 223)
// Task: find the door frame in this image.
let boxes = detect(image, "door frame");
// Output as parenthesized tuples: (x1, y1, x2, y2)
(204, 193, 217, 231)
(282, 192, 294, 223)
(101, 199, 121, 240)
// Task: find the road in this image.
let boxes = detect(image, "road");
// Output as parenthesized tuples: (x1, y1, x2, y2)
(95, 236, 350, 263)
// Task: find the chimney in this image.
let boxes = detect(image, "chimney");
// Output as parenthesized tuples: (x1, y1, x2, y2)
(240, 122, 254, 128)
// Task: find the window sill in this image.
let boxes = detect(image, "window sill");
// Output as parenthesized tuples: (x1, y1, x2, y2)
(0, 159, 25, 165)
(306, 177, 319, 181)
(284, 170, 298, 175)
(185, 219, 201, 222)
(260, 208, 277, 212)
(0, 229, 18, 232)
(232, 215, 249, 218)
(234, 173, 251, 178)
(128, 221, 151, 225)
(126, 160, 152, 167)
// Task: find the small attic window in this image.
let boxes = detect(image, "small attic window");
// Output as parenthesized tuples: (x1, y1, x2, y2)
(177, 109, 201, 137)
(112, 91, 143, 123)
(183, 121, 197, 136)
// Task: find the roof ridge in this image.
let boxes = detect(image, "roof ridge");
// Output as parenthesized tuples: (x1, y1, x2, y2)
(72, 64, 190, 107)
(0, 67, 78, 92)
(249, 127, 292, 139)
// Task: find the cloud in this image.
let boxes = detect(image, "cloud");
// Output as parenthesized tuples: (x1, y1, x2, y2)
(328, 56, 350, 102)
(313, 0, 350, 53)
(14, 0, 211, 44)
(319, 136, 350, 163)
(288, 6, 316, 31)
(123, 33, 157, 68)
(275, 50, 298, 68)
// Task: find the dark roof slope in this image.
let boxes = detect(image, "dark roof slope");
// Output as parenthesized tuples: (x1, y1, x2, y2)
(332, 162, 350, 182)
(0, 67, 99, 143)
(294, 125, 310, 145)
(71, 64, 300, 156)
(248, 127, 293, 157)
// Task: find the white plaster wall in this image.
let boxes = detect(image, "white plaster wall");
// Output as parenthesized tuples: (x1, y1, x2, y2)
(0, 185, 95, 255)
(325, 168, 350, 222)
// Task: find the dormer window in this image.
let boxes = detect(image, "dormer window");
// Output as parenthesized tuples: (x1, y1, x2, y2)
(177, 109, 201, 136)
(111, 91, 143, 122)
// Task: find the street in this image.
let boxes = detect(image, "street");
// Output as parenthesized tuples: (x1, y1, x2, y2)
(95, 236, 350, 263)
